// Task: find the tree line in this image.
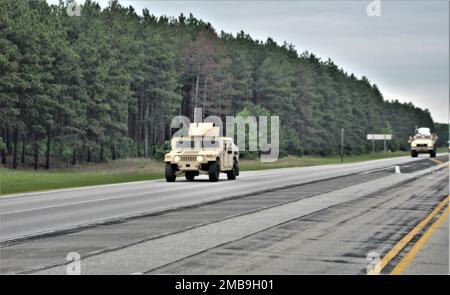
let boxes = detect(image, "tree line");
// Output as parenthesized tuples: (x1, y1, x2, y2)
(0, 0, 446, 169)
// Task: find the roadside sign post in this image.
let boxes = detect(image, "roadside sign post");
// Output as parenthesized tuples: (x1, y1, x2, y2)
(367, 134, 392, 153)
(341, 128, 344, 163)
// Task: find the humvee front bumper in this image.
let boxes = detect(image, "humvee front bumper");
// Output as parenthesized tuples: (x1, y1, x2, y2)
(411, 146, 434, 153)
(165, 155, 214, 171)
(412, 148, 433, 153)
(172, 162, 204, 171)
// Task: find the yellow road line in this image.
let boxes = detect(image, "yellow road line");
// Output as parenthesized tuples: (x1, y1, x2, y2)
(367, 195, 450, 275)
(429, 157, 450, 168)
(391, 206, 449, 275)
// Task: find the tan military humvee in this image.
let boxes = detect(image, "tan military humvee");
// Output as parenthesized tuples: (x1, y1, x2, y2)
(164, 123, 239, 182)
(409, 127, 437, 158)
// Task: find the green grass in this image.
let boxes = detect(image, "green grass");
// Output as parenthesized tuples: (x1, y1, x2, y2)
(240, 151, 411, 171)
(0, 158, 165, 195)
(1, 149, 446, 195)
(0, 168, 163, 195)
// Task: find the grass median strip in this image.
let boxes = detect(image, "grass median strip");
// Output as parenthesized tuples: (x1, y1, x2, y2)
(0, 169, 163, 195)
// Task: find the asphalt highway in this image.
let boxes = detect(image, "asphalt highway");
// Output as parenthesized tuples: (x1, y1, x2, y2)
(0, 154, 448, 274)
(0, 155, 439, 241)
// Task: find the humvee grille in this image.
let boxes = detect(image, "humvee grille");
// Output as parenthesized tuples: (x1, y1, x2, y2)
(417, 144, 427, 147)
(180, 155, 196, 162)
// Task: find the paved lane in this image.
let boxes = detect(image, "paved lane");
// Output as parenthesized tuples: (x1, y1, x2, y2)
(149, 168, 449, 275)
(5, 154, 444, 275)
(0, 155, 438, 241)
(402, 215, 449, 274)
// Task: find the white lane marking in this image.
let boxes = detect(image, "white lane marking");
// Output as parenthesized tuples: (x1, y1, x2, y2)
(359, 166, 395, 174)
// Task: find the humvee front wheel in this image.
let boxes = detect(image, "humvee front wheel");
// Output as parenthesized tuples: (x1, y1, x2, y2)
(227, 161, 238, 180)
(430, 148, 436, 158)
(185, 171, 196, 181)
(411, 150, 418, 157)
(208, 159, 220, 182)
(165, 163, 176, 182)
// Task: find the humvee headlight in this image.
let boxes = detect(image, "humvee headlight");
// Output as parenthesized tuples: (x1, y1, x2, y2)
(174, 156, 180, 162)
(196, 156, 203, 162)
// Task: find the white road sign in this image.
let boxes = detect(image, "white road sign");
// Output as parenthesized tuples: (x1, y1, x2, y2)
(367, 134, 392, 140)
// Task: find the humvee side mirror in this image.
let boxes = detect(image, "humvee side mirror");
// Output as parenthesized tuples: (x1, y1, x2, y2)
(163, 142, 170, 150)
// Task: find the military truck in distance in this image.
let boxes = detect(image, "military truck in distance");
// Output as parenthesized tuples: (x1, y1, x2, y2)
(164, 123, 239, 182)
(409, 127, 437, 158)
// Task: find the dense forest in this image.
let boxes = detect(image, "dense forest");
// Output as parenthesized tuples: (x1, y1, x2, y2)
(0, 0, 447, 169)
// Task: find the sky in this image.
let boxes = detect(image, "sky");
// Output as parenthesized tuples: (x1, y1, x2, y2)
(50, 0, 449, 123)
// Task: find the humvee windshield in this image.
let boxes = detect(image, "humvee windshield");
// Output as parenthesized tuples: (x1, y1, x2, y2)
(174, 137, 194, 149)
(173, 136, 220, 149)
(415, 135, 431, 139)
(202, 137, 220, 149)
